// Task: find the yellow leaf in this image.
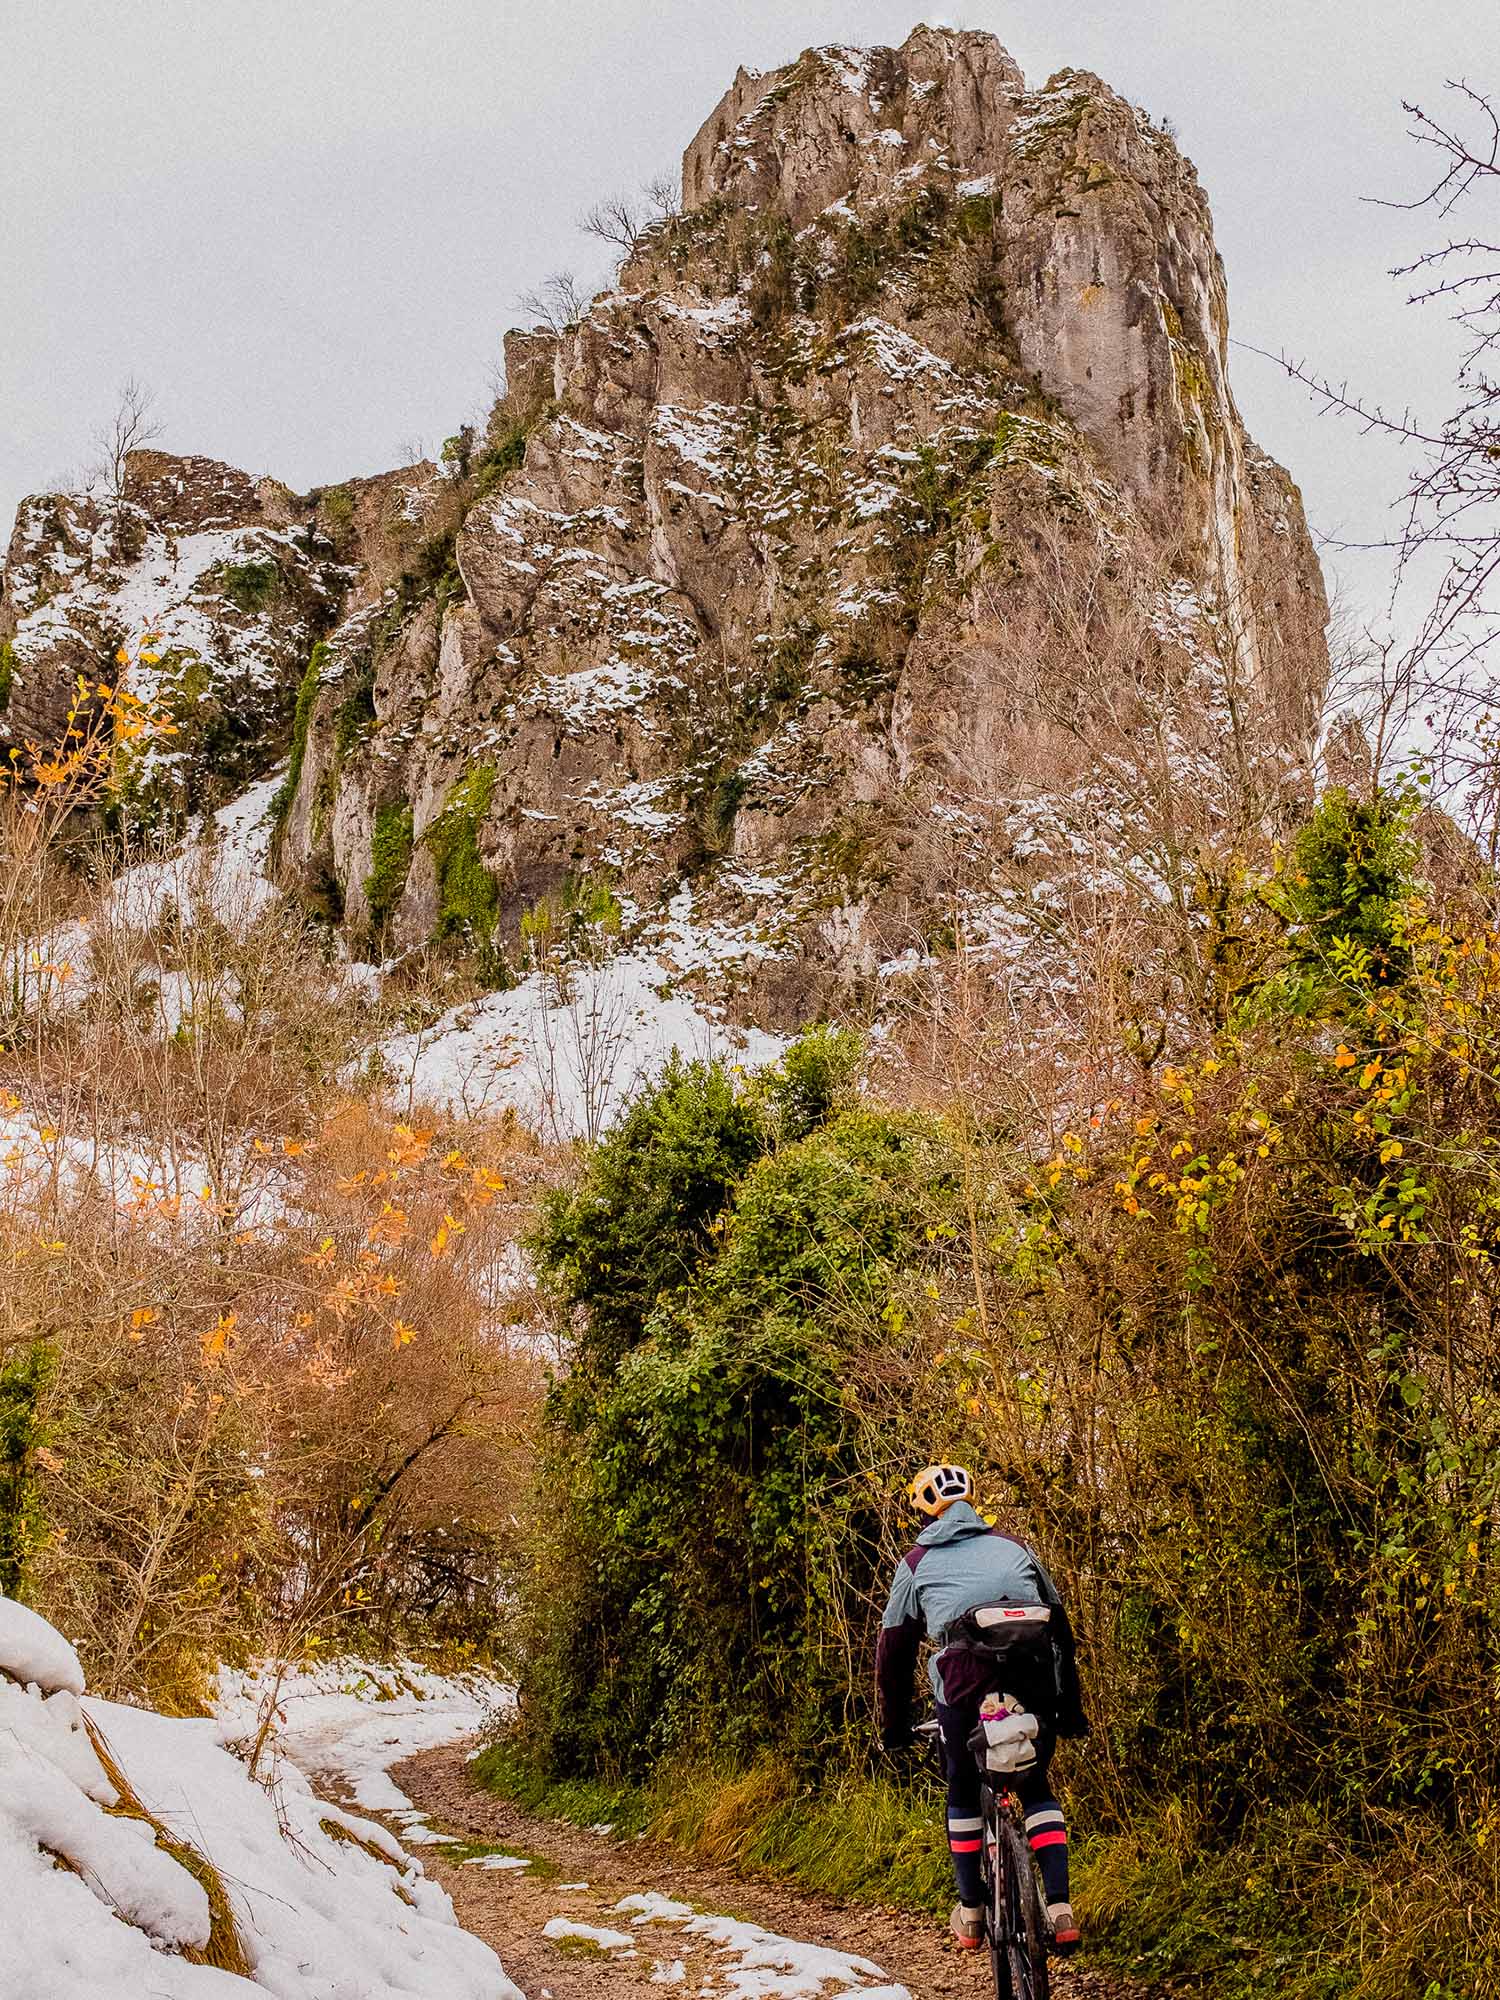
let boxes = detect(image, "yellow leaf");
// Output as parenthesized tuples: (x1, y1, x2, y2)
(200, 1312, 236, 1363)
(430, 1211, 466, 1257)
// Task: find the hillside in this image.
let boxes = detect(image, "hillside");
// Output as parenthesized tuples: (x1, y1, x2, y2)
(2, 25, 1328, 1045)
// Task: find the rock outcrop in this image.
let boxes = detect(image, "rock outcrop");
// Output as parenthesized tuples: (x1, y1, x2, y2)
(0, 450, 441, 815)
(1, 27, 1329, 1026)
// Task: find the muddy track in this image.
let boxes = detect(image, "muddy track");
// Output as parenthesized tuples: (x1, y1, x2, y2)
(392, 1744, 1154, 2000)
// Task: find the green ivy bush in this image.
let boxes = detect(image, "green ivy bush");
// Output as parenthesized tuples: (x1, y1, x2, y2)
(512, 1029, 944, 1775)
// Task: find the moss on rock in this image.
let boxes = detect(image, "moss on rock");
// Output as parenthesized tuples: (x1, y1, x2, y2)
(426, 765, 499, 946)
(365, 800, 414, 938)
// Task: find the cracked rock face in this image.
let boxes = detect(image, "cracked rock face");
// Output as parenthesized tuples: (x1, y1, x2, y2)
(3, 26, 1329, 1028)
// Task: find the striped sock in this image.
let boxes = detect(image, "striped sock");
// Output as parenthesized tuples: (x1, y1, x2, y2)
(947, 1811, 984, 1907)
(1024, 1803, 1069, 1904)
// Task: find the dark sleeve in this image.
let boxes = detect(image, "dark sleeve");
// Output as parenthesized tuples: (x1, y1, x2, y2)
(875, 1616, 923, 1742)
(1026, 1549, 1089, 1740)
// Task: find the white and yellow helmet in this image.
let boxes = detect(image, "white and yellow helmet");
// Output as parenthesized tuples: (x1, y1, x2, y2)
(908, 1463, 974, 1518)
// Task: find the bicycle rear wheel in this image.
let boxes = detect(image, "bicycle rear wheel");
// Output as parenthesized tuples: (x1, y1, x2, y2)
(991, 1809, 1050, 2000)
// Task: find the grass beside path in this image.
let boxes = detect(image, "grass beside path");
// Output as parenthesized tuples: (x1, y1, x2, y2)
(470, 1741, 953, 1912)
(472, 1741, 1484, 2000)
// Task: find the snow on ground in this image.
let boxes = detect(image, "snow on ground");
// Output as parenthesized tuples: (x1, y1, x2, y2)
(215, 1657, 514, 1850)
(545, 1892, 912, 1999)
(21, 768, 284, 1017)
(108, 768, 284, 931)
(376, 951, 786, 1138)
(0, 1597, 520, 2000)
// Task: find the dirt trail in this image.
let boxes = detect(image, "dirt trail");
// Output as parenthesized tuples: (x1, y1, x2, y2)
(390, 1744, 1150, 2000)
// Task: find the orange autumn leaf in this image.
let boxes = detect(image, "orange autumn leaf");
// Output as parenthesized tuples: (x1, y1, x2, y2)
(430, 1211, 466, 1256)
(201, 1313, 236, 1364)
(365, 1202, 408, 1247)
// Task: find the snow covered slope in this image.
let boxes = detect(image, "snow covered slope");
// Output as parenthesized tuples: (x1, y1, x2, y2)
(215, 1657, 512, 1851)
(375, 949, 786, 1137)
(0, 1595, 521, 2000)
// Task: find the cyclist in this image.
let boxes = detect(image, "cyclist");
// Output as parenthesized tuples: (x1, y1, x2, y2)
(876, 1463, 1087, 1955)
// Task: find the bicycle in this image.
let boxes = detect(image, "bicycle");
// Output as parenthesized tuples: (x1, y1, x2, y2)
(917, 1711, 1052, 2000)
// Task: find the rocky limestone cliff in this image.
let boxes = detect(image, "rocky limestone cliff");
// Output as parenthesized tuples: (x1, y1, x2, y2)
(0, 450, 444, 817)
(1, 26, 1329, 1027)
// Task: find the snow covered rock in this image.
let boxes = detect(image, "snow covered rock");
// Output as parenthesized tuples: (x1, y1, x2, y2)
(0, 1597, 522, 2000)
(0, 1592, 84, 1694)
(266, 24, 1328, 1030)
(0, 451, 443, 821)
(0, 26, 1332, 1043)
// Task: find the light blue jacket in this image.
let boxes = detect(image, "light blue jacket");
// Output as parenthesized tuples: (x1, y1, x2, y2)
(875, 1501, 1086, 1736)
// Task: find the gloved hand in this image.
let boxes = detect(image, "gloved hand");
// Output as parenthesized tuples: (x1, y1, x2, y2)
(881, 1722, 918, 1752)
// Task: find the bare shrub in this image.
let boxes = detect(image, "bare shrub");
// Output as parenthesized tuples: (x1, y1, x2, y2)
(89, 376, 163, 506)
(515, 270, 587, 335)
(579, 174, 681, 264)
(0, 687, 547, 1701)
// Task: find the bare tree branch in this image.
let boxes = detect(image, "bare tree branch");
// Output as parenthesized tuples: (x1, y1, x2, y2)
(514, 270, 587, 335)
(89, 377, 163, 504)
(1237, 80, 1499, 779)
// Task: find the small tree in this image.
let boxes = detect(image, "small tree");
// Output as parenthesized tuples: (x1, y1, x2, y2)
(90, 376, 163, 505)
(578, 174, 680, 263)
(515, 270, 587, 336)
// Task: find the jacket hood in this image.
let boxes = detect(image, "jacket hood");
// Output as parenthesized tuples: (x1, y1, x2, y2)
(915, 1498, 991, 1547)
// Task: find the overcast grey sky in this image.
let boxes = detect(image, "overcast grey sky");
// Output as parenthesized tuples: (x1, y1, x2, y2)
(3, 1, 1496, 622)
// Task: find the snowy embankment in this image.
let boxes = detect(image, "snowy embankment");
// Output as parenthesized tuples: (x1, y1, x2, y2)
(23, 769, 785, 1144)
(215, 1657, 512, 1848)
(376, 951, 785, 1136)
(0, 1595, 521, 1999)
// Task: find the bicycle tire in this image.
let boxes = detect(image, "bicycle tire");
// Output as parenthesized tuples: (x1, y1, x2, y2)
(994, 1809, 1050, 2000)
(982, 1786, 1010, 2000)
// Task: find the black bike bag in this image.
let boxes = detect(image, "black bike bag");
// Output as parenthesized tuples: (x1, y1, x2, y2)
(938, 1601, 1062, 1715)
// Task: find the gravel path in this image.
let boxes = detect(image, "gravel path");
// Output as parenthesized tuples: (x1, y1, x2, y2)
(392, 1743, 1154, 2000)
